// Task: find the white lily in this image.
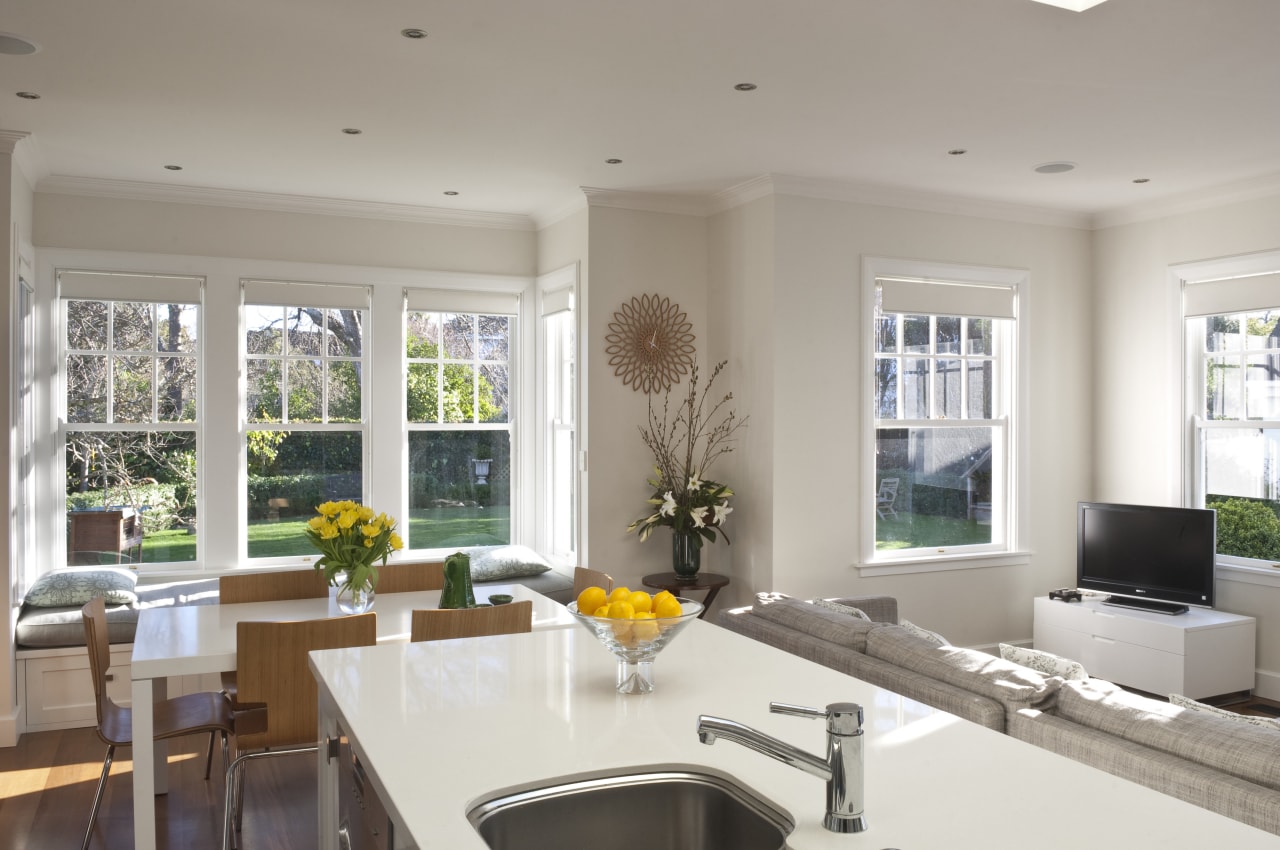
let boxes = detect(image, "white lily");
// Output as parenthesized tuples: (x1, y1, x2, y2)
(713, 501, 733, 525)
(659, 491, 677, 517)
(691, 506, 709, 528)
(687, 473, 702, 492)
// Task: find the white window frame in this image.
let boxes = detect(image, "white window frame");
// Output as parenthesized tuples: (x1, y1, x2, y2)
(859, 257, 1030, 576)
(536, 263, 580, 564)
(1175, 251, 1280, 580)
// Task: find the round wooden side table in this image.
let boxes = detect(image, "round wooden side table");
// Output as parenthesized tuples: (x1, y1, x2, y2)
(640, 572, 730, 619)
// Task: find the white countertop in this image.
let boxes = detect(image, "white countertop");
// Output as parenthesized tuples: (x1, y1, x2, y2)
(309, 620, 1276, 850)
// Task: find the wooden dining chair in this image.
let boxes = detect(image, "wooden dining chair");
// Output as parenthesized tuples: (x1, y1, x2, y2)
(222, 613, 377, 850)
(374, 560, 445, 593)
(80, 596, 235, 850)
(409, 601, 533, 642)
(218, 568, 328, 604)
(573, 566, 614, 596)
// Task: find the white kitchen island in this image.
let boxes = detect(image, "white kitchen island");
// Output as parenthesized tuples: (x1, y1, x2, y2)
(309, 619, 1276, 850)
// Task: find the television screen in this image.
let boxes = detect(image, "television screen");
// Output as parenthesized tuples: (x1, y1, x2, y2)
(1076, 502, 1216, 614)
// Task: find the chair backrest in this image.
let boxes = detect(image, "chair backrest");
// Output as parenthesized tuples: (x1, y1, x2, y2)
(573, 566, 614, 596)
(410, 601, 533, 643)
(878, 478, 899, 499)
(80, 596, 114, 729)
(375, 560, 445, 594)
(219, 569, 328, 604)
(234, 614, 377, 750)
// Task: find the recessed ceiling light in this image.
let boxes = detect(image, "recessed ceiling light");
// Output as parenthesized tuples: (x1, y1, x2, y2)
(1132, 178, 1150, 184)
(15, 91, 40, 100)
(401, 28, 427, 39)
(605, 158, 623, 165)
(443, 190, 459, 196)
(1028, 0, 1110, 10)
(0, 32, 40, 55)
(342, 128, 363, 135)
(164, 165, 183, 171)
(948, 149, 967, 156)
(734, 83, 757, 92)
(1034, 161, 1076, 174)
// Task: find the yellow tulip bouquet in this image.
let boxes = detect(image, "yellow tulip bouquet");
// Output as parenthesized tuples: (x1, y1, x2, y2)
(306, 500, 404, 596)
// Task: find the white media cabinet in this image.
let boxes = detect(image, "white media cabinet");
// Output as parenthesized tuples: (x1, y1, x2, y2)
(1033, 595, 1256, 699)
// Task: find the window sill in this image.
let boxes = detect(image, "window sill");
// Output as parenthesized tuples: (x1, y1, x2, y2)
(856, 549, 1032, 577)
(1216, 560, 1280, 589)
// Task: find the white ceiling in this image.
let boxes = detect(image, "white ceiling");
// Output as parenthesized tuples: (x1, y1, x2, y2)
(4, 0, 1280, 227)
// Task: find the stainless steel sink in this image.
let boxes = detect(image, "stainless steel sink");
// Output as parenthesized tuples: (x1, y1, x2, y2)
(467, 766, 795, 850)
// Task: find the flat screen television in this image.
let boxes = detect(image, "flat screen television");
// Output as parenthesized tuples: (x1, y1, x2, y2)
(1076, 501, 1217, 615)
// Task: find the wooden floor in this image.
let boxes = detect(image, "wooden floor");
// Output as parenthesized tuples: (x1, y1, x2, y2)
(0, 726, 316, 849)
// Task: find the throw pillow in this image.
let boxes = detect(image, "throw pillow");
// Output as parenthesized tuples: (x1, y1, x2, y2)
(811, 598, 871, 620)
(1168, 693, 1280, 731)
(899, 618, 949, 646)
(25, 568, 138, 608)
(999, 643, 1089, 681)
(467, 545, 553, 581)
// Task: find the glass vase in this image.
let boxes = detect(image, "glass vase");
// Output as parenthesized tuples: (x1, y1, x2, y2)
(336, 577, 375, 615)
(671, 530, 701, 581)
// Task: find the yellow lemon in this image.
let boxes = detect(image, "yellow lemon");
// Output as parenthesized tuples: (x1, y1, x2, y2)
(608, 586, 632, 604)
(606, 600, 635, 620)
(653, 595, 684, 619)
(576, 586, 608, 616)
(592, 603, 612, 618)
(652, 589, 675, 609)
(627, 590, 653, 614)
(633, 612, 660, 642)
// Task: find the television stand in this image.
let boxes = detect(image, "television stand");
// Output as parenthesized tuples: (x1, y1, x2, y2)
(1033, 596, 1256, 699)
(1101, 595, 1188, 616)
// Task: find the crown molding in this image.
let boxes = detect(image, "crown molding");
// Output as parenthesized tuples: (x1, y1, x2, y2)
(531, 193, 588, 231)
(1092, 171, 1280, 230)
(0, 131, 48, 188)
(713, 173, 1093, 230)
(581, 186, 713, 217)
(34, 175, 537, 231)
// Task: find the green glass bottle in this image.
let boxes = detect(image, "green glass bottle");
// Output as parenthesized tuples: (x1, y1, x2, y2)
(439, 551, 476, 609)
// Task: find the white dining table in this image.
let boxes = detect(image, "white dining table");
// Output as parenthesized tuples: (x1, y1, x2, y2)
(128, 582, 573, 850)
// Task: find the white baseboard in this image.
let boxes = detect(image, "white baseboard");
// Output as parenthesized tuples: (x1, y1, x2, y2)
(1252, 668, 1280, 700)
(0, 704, 22, 747)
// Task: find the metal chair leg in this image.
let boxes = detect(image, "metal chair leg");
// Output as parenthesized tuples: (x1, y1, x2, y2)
(205, 730, 217, 780)
(222, 746, 320, 850)
(81, 744, 115, 850)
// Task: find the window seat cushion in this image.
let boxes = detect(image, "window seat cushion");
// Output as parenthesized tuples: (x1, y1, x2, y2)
(16, 577, 220, 649)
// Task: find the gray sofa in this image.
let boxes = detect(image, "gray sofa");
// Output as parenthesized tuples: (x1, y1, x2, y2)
(719, 593, 1280, 836)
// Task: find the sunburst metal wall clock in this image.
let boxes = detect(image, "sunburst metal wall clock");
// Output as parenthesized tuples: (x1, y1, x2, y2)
(605, 294, 696, 394)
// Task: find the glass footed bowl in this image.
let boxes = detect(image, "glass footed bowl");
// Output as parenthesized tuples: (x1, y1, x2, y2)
(567, 599, 703, 695)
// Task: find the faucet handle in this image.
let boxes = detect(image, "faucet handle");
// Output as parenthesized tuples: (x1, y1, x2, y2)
(770, 701, 864, 735)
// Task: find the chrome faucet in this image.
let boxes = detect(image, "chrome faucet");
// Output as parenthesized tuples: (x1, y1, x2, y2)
(697, 701, 867, 834)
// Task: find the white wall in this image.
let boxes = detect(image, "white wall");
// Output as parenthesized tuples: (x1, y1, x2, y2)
(1094, 193, 1280, 697)
(583, 204, 710, 590)
(714, 192, 1094, 648)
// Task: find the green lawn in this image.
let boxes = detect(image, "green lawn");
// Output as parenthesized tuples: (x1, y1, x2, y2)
(137, 506, 512, 563)
(876, 513, 992, 551)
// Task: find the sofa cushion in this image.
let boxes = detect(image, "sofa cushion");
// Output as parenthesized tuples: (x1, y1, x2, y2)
(867, 626, 1061, 711)
(24, 568, 138, 607)
(900, 618, 949, 646)
(1168, 693, 1280, 731)
(466, 545, 552, 581)
(751, 597, 880, 652)
(811, 598, 870, 620)
(1000, 643, 1089, 681)
(1057, 678, 1280, 792)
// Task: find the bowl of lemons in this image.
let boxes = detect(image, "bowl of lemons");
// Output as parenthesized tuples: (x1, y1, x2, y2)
(568, 586, 703, 695)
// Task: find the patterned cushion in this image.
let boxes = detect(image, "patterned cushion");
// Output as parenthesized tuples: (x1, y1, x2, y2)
(1168, 693, 1280, 731)
(1000, 643, 1089, 681)
(900, 618, 949, 646)
(811, 598, 871, 620)
(466, 545, 552, 581)
(24, 568, 138, 607)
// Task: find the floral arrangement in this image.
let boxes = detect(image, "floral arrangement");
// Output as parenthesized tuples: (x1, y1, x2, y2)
(306, 500, 404, 592)
(627, 361, 746, 548)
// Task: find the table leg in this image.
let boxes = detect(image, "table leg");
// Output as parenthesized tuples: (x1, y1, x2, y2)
(131, 676, 169, 850)
(698, 587, 722, 617)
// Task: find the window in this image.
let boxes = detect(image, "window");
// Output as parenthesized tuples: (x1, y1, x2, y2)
(862, 259, 1025, 571)
(404, 289, 516, 551)
(243, 280, 369, 560)
(59, 271, 202, 566)
(539, 274, 577, 561)
(1184, 267, 1280, 567)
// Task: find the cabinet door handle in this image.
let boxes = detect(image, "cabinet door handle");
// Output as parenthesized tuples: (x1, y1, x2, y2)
(1090, 635, 1116, 645)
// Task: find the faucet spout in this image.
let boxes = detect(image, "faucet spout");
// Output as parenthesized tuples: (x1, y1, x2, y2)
(696, 701, 868, 835)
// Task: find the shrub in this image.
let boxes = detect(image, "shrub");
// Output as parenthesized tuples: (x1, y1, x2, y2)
(1209, 496, 1280, 561)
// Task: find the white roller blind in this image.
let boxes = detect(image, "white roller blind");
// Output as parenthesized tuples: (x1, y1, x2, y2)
(878, 277, 1017, 320)
(58, 270, 202, 303)
(404, 287, 519, 315)
(1184, 272, 1280, 318)
(242, 279, 371, 310)
(541, 286, 574, 317)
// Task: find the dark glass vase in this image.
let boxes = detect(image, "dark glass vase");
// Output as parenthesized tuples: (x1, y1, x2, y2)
(671, 531, 701, 581)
